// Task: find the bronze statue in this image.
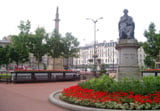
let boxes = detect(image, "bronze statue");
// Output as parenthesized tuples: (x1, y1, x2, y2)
(118, 9, 135, 39)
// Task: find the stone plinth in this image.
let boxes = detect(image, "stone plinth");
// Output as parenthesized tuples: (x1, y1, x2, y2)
(47, 57, 64, 70)
(116, 39, 141, 79)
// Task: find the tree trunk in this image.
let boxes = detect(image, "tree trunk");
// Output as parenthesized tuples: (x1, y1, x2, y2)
(5, 64, 8, 72)
(53, 58, 55, 69)
(15, 61, 19, 70)
(16, 61, 19, 66)
(37, 60, 40, 69)
(67, 58, 69, 70)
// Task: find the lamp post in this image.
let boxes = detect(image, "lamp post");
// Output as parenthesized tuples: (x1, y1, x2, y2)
(113, 43, 114, 72)
(86, 17, 103, 77)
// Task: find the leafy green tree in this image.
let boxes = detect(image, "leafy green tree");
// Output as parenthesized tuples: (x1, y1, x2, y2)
(143, 23, 160, 68)
(11, 20, 31, 66)
(144, 56, 155, 69)
(12, 35, 29, 66)
(138, 42, 144, 47)
(27, 27, 47, 69)
(18, 20, 31, 35)
(9, 46, 21, 66)
(46, 30, 63, 69)
(0, 46, 4, 67)
(62, 33, 79, 68)
(0, 45, 12, 70)
(100, 64, 107, 74)
(3, 45, 12, 69)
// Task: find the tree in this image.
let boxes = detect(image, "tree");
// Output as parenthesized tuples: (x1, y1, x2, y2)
(0, 46, 4, 67)
(62, 33, 80, 68)
(3, 45, 12, 70)
(11, 20, 31, 66)
(27, 27, 47, 69)
(18, 20, 31, 35)
(12, 35, 29, 66)
(0, 45, 12, 70)
(46, 30, 63, 69)
(99, 64, 107, 75)
(143, 23, 160, 68)
(9, 46, 21, 66)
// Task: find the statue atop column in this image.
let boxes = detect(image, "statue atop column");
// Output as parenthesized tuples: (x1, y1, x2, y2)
(118, 9, 135, 39)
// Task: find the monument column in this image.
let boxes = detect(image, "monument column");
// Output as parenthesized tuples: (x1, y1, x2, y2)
(47, 6, 64, 70)
(55, 6, 60, 33)
(116, 9, 141, 79)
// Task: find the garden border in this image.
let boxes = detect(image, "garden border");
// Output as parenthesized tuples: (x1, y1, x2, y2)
(49, 90, 153, 111)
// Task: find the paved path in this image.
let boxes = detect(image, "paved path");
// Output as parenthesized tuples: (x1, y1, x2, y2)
(0, 81, 80, 111)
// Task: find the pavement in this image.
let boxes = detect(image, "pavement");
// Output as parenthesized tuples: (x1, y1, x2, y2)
(0, 81, 80, 111)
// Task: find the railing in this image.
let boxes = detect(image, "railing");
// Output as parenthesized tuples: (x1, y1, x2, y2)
(11, 71, 80, 83)
(141, 69, 160, 77)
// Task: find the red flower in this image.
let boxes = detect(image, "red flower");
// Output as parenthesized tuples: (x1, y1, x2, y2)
(61, 85, 160, 105)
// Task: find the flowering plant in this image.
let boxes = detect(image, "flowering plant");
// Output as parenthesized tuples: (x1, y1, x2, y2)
(144, 69, 160, 71)
(60, 75, 160, 110)
(61, 85, 160, 110)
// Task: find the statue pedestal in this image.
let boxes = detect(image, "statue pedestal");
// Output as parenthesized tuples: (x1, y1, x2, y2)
(116, 39, 141, 79)
(47, 57, 64, 70)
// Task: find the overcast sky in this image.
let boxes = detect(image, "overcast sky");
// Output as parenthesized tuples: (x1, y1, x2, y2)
(0, 0, 160, 46)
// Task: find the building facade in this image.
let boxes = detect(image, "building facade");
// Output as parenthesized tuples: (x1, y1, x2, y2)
(73, 40, 146, 71)
(0, 40, 10, 47)
(73, 41, 118, 71)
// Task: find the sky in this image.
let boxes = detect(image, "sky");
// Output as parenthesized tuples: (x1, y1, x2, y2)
(0, 0, 160, 46)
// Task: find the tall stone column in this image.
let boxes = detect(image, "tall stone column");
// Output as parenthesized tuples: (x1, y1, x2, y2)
(47, 6, 64, 70)
(116, 39, 140, 79)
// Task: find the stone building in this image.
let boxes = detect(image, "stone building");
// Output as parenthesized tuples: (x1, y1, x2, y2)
(73, 40, 118, 71)
(73, 40, 146, 72)
(0, 40, 10, 47)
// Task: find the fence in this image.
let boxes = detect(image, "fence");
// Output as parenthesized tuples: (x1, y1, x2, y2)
(10, 71, 80, 83)
(142, 70, 160, 77)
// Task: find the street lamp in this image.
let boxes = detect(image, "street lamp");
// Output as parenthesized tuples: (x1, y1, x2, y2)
(113, 43, 114, 72)
(86, 17, 103, 77)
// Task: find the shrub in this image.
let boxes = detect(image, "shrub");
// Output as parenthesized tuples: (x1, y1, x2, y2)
(78, 74, 160, 95)
(61, 75, 160, 110)
(61, 85, 160, 110)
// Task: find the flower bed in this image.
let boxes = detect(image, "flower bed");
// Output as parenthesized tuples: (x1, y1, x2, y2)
(60, 75, 160, 110)
(145, 69, 160, 71)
